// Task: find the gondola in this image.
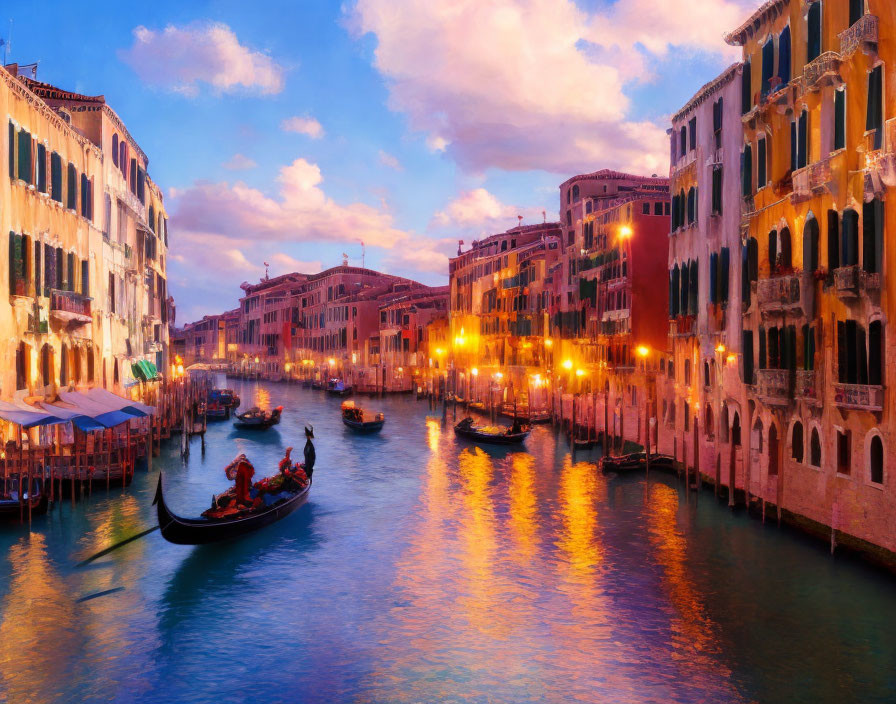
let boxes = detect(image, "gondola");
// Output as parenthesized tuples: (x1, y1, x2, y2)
(153, 473, 310, 545)
(341, 401, 385, 433)
(326, 378, 352, 397)
(600, 452, 676, 473)
(233, 406, 282, 429)
(0, 476, 49, 519)
(454, 417, 530, 445)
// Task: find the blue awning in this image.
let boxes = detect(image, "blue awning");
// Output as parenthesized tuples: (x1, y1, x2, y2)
(54, 392, 134, 428)
(35, 402, 106, 432)
(83, 388, 156, 417)
(0, 401, 64, 428)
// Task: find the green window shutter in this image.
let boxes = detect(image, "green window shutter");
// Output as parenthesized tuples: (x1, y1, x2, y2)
(17, 129, 31, 183)
(50, 152, 62, 202)
(8, 232, 15, 296)
(81, 259, 89, 297)
(8, 121, 14, 178)
(67, 163, 77, 210)
(36, 143, 47, 193)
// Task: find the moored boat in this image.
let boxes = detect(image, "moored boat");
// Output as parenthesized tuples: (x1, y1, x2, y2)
(326, 378, 353, 397)
(0, 475, 49, 520)
(600, 452, 675, 473)
(153, 472, 310, 545)
(233, 406, 282, 429)
(341, 401, 385, 433)
(454, 417, 530, 445)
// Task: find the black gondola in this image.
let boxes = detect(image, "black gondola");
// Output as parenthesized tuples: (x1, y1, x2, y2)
(233, 406, 282, 429)
(326, 379, 352, 397)
(454, 417, 530, 445)
(153, 473, 311, 545)
(0, 476, 48, 520)
(341, 401, 385, 433)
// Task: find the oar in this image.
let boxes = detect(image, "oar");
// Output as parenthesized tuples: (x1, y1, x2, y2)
(76, 525, 159, 567)
(76, 586, 125, 603)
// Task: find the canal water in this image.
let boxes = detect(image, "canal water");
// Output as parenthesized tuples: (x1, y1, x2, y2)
(0, 380, 895, 704)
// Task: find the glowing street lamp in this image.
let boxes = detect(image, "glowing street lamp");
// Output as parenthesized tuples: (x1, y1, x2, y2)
(544, 338, 553, 348)
(618, 225, 633, 240)
(575, 368, 585, 377)
(636, 345, 650, 358)
(562, 359, 573, 370)
(471, 367, 479, 377)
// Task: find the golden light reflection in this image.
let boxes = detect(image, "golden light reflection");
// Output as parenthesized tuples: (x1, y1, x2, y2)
(556, 456, 605, 575)
(253, 385, 271, 411)
(645, 482, 725, 670)
(0, 535, 85, 702)
(508, 453, 539, 563)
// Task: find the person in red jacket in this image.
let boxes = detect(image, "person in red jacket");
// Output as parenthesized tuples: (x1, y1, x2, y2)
(225, 454, 255, 506)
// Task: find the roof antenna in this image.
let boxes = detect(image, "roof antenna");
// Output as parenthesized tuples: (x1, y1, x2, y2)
(358, 239, 365, 268)
(2, 19, 11, 66)
(263, 261, 270, 280)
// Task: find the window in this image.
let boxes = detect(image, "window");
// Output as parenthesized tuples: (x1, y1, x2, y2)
(112, 133, 119, 166)
(810, 428, 822, 467)
(742, 144, 753, 197)
(743, 329, 754, 384)
(687, 187, 697, 224)
(50, 152, 62, 202)
(863, 198, 883, 274)
(779, 227, 792, 270)
(15, 342, 28, 391)
(827, 210, 840, 270)
(572, 185, 580, 202)
(680, 126, 687, 157)
(17, 128, 32, 184)
(869, 320, 882, 386)
(778, 26, 791, 85)
(67, 163, 77, 210)
(842, 209, 859, 266)
(791, 421, 804, 462)
(642, 202, 650, 215)
(757, 136, 767, 187)
(688, 117, 696, 152)
(802, 324, 816, 371)
(761, 36, 775, 99)
(713, 98, 723, 149)
(837, 430, 851, 475)
(807, 1, 821, 63)
(869, 434, 883, 484)
(711, 167, 722, 214)
(8, 232, 26, 296)
(866, 65, 883, 150)
(848, 0, 865, 25)
(834, 89, 846, 151)
(797, 110, 809, 169)
(36, 143, 46, 193)
(803, 215, 819, 272)
(654, 201, 662, 216)
(742, 59, 752, 115)
(768, 425, 779, 475)
(7, 121, 13, 178)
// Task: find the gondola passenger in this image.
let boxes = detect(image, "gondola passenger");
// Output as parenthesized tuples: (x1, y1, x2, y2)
(225, 454, 255, 506)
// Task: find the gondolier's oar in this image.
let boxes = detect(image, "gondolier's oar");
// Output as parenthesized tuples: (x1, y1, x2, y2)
(76, 525, 159, 567)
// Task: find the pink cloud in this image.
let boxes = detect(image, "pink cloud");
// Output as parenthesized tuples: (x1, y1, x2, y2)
(383, 236, 455, 276)
(378, 150, 402, 171)
(222, 153, 258, 170)
(121, 22, 285, 96)
(349, 0, 748, 174)
(431, 188, 548, 236)
(281, 116, 325, 139)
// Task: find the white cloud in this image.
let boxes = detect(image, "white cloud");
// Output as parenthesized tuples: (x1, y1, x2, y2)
(349, 0, 751, 174)
(431, 188, 546, 233)
(281, 116, 325, 139)
(222, 153, 258, 170)
(120, 22, 285, 96)
(378, 150, 402, 171)
(383, 236, 455, 276)
(270, 252, 323, 274)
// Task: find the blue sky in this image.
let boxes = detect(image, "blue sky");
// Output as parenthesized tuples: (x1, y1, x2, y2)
(6, 0, 752, 322)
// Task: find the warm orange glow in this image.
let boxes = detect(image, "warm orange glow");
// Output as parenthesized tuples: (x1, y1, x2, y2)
(471, 367, 479, 376)
(254, 356, 260, 364)
(284, 363, 292, 373)
(575, 368, 585, 377)
(435, 347, 445, 356)
(715, 344, 726, 354)
(618, 225, 633, 239)
(562, 359, 573, 370)
(544, 338, 553, 348)
(636, 345, 649, 358)
(328, 357, 336, 365)
(494, 372, 503, 380)
(726, 354, 737, 364)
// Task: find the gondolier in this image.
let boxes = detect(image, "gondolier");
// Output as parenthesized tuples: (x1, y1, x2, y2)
(301, 425, 316, 480)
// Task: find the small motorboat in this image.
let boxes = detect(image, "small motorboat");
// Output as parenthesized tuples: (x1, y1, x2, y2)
(454, 417, 530, 445)
(327, 378, 352, 397)
(0, 475, 49, 520)
(341, 401, 385, 433)
(233, 406, 283, 429)
(600, 452, 675, 473)
(154, 471, 310, 545)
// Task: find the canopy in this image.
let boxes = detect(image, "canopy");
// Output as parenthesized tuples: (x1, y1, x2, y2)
(29, 401, 106, 433)
(52, 392, 134, 429)
(0, 400, 64, 429)
(83, 388, 156, 417)
(131, 360, 160, 382)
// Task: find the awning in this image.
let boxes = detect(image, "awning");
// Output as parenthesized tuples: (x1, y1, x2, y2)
(0, 401, 64, 429)
(84, 388, 156, 417)
(52, 392, 134, 429)
(31, 401, 106, 433)
(131, 360, 160, 382)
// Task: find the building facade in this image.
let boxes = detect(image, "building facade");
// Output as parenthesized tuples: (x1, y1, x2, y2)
(1, 64, 170, 404)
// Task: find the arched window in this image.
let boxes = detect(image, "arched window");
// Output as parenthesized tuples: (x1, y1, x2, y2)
(684, 358, 691, 386)
(842, 209, 859, 266)
(60, 344, 69, 386)
(572, 185, 580, 202)
(705, 405, 714, 437)
(753, 418, 764, 453)
(585, 201, 592, 215)
(791, 421, 804, 462)
(40, 344, 52, 387)
(721, 404, 730, 443)
(808, 1, 822, 63)
(827, 210, 840, 270)
(779, 227, 792, 269)
(803, 215, 819, 272)
(810, 427, 822, 467)
(112, 133, 119, 166)
(870, 434, 884, 484)
(768, 229, 778, 269)
(768, 424, 779, 475)
(731, 412, 741, 446)
(687, 187, 697, 224)
(704, 360, 711, 388)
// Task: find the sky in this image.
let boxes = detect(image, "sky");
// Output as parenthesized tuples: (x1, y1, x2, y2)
(6, 0, 755, 322)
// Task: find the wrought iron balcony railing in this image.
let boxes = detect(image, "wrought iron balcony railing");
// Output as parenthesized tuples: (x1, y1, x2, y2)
(50, 289, 91, 324)
(756, 368, 792, 405)
(833, 383, 883, 412)
(839, 14, 879, 57)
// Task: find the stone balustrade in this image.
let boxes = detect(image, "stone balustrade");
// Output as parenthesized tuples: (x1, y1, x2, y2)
(756, 368, 792, 405)
(833, 383, 883, 412)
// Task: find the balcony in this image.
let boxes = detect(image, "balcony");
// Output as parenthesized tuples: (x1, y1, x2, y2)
(799, 52, 842, 94)
(50, 289, 92, 325)
(756, 368, 792, 406)
(865, 118, 896, 192)
(795, 370, 819, 404)
(834, 265, 880, 299)
(791, 158, 833, 203)
(756, 274, 802, 315)
(839, 14, 879, 57)
(834, 383, 883, 412)
(26, 299, 49, 335)
(669, 315, 695, 338)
